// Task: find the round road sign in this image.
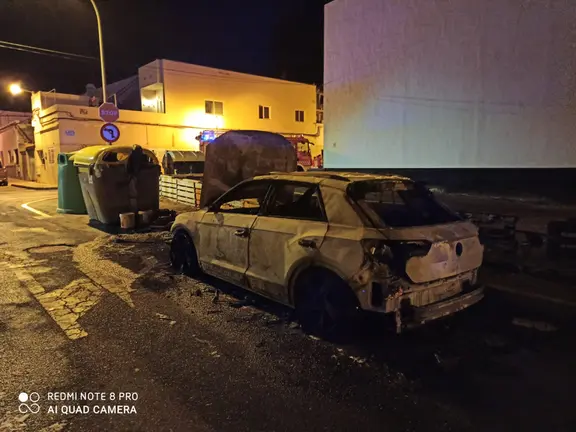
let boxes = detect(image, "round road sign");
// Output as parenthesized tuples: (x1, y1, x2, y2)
(100, 123, 120, 143)
(99, 102, 120, 122)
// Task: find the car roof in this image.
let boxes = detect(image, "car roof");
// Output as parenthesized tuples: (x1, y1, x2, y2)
(252, 171, 412, 190)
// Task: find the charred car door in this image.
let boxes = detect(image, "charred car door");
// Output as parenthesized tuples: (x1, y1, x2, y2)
(246, 181, 328, 304)
(197, 180, 272, 287)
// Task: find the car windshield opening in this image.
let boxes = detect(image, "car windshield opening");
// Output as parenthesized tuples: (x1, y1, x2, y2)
(348, 180, 461, 228)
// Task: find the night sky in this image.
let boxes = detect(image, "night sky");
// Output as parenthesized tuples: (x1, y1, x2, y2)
(0, 0, 327, 111)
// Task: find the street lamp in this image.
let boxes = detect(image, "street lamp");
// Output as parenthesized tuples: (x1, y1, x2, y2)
(89, 0, 107, 103)
(8, 83, 27, 96)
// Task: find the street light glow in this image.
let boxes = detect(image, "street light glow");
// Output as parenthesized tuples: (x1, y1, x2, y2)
(8, 83, 23, 95)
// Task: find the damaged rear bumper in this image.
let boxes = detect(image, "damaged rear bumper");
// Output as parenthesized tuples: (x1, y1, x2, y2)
(406, 285, 484, 327)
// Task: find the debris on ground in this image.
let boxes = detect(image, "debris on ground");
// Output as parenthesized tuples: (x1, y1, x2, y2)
(264, 317, 282, 326)
(512, 318, 558, 332)
(39, 421, 68, 432)
(229, 297, 255, 308)
(349, 356, 368, 366)
(155, 312, 172, 321)
(212, 290, 220, 304)
(288, 321, 300, 329)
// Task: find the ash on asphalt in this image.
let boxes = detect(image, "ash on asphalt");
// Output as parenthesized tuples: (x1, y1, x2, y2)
(89, 232, 576, 432)
(25, 245, 86, 291)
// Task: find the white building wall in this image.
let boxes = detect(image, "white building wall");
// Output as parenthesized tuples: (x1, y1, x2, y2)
(324, 0, 576, 169)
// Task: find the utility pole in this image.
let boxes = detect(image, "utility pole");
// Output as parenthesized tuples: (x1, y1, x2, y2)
(89, 0, 107, 103)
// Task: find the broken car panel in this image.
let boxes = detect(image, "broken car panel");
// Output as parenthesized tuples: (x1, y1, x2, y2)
(171, 171, 484, 336)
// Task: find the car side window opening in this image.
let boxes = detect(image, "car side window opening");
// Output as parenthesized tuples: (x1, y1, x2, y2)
(215, 182, 271, 215)
(265, 183, 326, 221)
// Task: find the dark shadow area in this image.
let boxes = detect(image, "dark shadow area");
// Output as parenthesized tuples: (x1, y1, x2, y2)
(164, 272, 576, 431)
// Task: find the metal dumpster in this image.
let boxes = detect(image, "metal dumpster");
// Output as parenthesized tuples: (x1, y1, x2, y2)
(73, 145, 161, 225)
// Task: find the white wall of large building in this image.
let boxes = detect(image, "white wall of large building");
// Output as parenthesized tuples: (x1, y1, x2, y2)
(324, 0, 576, 169)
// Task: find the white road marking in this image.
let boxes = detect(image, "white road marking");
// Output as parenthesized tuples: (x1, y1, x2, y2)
(21, 197, 54, 218)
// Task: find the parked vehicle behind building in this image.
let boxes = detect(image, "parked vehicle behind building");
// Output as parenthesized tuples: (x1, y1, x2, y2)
(0, 161, 8, 186)
(170, 171, 484, 339)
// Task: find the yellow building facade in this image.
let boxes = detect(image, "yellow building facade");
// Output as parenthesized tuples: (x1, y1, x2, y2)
(31, 59, 323, 184)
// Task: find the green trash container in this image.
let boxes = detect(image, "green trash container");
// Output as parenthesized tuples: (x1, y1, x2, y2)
(73, 145, 161, 225)
(57, 152, 87, 214)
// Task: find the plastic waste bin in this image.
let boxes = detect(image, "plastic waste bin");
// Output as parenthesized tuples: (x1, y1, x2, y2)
(73, 145, 161, 225)
(57, 152, 87, 214)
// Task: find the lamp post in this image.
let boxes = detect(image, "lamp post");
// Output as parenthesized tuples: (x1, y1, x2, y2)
(89, 0, 107, 103)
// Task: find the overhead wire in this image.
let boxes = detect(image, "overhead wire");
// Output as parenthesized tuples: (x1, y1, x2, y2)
(0, 39, 97, 61)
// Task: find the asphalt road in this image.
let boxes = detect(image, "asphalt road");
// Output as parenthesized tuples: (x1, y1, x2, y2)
(1, 186, 576, 432)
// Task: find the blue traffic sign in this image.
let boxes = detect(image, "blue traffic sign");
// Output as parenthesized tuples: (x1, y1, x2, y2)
(100, 123, 120, 143)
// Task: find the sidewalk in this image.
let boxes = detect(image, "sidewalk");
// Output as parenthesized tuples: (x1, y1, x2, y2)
(9, 177, 58, 190)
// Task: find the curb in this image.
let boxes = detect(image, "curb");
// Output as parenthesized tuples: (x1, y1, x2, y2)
(10, 183, 58, 191)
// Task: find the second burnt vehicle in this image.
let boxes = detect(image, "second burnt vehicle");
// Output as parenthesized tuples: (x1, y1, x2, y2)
(170, 171, 485, 337)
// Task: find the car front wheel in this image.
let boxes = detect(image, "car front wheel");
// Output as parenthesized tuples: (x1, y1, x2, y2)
(295, 268, 361, 341)
(170, 231, 201, 277)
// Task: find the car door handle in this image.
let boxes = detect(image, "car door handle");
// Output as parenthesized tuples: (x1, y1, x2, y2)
(298, 239, 317, 248)
(234, 228, 249, 237)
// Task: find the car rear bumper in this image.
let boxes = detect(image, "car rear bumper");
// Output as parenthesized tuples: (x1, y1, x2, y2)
(407, 285, 484, 327)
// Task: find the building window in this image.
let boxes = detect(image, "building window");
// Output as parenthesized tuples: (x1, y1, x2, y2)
(259, 105, 270, 119)
(205, 100, 224, 115)
(295, 110, 305, 122)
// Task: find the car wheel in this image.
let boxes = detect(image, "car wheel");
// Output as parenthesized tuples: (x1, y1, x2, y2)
(170, 231, 201, 277)
(295, 268, 361, 341)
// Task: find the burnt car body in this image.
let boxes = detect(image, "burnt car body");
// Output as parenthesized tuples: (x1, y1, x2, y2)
(170, 172, 484, 337)
(0, 161, 8, 186)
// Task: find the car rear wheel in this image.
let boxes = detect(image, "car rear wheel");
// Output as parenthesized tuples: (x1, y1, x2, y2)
(295, 268, 361, 341)
(170, 231, 201, 277)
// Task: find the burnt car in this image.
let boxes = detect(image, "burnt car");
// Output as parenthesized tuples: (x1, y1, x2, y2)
(170, 172, 484, 337)
(0, 161, 8, 186)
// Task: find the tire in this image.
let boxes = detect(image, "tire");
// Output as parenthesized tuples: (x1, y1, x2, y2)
(295, 268, 361, 341)
(170, 230, 201, 277)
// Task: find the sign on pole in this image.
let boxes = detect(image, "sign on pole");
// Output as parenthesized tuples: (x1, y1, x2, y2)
(98, 102, 119, 123)
(100, 123, 120, 144)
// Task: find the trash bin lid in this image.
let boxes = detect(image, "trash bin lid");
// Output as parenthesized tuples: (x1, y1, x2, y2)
(73, 146, 110, 166)
(164, 151, 205, 163)
(73, 145, 159, 167)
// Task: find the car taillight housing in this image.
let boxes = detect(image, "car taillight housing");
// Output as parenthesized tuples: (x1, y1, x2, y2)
(362, 239, 432, 261)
